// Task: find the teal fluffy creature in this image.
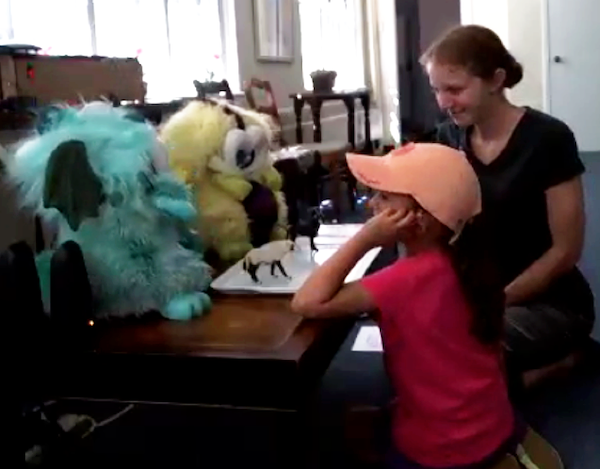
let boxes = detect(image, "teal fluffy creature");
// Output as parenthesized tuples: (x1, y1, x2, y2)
(6, 102, 212, 320)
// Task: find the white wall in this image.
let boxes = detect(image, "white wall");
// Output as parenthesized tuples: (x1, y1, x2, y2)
(233, 0, 304, 107)
(506, 0, 544, 111)
(233, 0, 362, 146)
(461, 0, 509, 45)
(460, 0, 545, 110)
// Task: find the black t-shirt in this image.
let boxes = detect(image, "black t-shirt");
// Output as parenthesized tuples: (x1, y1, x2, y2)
(435, 107, 592, 316)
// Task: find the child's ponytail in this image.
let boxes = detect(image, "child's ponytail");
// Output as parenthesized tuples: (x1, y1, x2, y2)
(447, 217, 506, 346)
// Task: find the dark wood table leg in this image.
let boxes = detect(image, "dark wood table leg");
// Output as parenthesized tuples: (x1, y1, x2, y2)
(309, 98, 323, 143)
(322, 152, 344, 222)
(343, 97, 356, 149)
(293, 97, 304, 144)
(360, 93, 373, 154)
(35, 216, 45, 253)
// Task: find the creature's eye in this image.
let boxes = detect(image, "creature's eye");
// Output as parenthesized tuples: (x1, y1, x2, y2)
(224, 129, 255, 170)
(236, 149, 255, 169)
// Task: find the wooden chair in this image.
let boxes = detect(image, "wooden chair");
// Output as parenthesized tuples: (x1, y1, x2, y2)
(243, 78, 357, 220)
(193, 79, 235, 102)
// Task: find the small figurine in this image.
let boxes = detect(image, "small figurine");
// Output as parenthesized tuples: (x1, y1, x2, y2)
(242, 240, 295, 283)
(292, 206, 323, 252)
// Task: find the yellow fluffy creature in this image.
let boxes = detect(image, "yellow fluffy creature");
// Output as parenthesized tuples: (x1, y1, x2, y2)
(160, 99, 288, 266)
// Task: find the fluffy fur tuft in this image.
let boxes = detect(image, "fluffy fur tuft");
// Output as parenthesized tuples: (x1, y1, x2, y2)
(7, 102, 212, 320)
(160, 100, 288, 265)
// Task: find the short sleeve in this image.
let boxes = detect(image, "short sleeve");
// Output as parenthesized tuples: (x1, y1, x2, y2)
(360, 258, 419, 318)
(538, 123, 585, 190)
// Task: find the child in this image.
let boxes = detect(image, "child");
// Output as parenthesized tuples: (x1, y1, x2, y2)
(292, 144, 560, 469)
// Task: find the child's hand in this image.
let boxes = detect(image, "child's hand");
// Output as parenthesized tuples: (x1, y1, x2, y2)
(357, 208, 416, 248)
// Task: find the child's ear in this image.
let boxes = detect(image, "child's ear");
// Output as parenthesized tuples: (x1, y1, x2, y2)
(414, 209, 428, 233)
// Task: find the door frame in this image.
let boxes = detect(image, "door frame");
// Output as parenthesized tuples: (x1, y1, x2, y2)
(540, 0, 552, 114)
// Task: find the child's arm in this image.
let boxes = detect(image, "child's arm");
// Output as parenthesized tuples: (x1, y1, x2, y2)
(291, 232, 376, 318)
(292, 208, 415, 319)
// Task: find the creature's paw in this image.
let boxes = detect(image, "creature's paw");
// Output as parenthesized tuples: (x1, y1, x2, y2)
(153, 196, 196, 222)
(163, 292, 212, 321)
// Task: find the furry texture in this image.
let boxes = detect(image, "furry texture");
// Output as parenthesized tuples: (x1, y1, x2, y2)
(6, 102, 212, 320)
(160, 100, 288, 265)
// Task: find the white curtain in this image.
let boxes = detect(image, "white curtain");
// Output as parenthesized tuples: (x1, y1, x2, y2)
(1, 0, 93, 55)
(0, 0, 227, 102)
(298, 0, 365, 91)
(363, 0, 400, 146)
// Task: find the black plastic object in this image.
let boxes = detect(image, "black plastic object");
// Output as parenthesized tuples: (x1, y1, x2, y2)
(50, 240, 94, 347)
(242, 181, 279, 248)
(0, 241, 48, 405)
(0, 240, 46, 331)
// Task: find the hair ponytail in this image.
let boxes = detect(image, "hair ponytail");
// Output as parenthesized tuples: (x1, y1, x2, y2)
(502, 53, 524, 89)
(446, 217, 505, 346)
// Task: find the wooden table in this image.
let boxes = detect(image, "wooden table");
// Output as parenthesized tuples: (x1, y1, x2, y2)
(41, 226, 369, 410)
(29, 225, 372, 467)
(289, 89, 373, 153)
(45, 295, 355, 411)
(40, 283, 356, 466)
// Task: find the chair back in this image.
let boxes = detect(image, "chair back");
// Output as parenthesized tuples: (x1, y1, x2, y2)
(193, 79, 235, 102)
(243, 78, 287, 146)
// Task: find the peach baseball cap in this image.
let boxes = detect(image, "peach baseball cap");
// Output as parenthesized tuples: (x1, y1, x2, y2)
(346, 143, 482, 237)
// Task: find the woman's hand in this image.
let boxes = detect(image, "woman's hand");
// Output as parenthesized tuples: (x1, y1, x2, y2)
(357, 208, 416, 249)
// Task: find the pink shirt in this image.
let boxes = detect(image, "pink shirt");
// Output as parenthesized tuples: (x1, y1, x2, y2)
(361, 250, 514, 467)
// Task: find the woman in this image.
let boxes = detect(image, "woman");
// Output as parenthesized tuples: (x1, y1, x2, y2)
(420, 25, 595, 395)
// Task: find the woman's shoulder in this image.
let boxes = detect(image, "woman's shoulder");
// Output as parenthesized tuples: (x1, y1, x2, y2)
(522, 107, 575, 139)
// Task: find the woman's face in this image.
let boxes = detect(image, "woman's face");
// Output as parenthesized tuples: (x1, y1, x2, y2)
(426, 61, 495, 127)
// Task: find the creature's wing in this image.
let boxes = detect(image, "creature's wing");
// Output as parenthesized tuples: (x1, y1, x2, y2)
(43, 140, 105, 231)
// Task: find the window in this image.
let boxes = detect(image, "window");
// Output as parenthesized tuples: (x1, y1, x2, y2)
(299, 0, 365, 91)
(0, 0, 237, 102)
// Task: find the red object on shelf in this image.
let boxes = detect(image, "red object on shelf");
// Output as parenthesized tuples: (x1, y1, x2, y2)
(26, 62, 35, 80)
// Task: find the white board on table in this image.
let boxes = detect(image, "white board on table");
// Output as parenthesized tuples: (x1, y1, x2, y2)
(211, 236, 380, 294)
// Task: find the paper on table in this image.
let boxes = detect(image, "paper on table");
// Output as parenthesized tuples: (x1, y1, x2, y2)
(352, 325, 383, 352)
(317, 223, 363, 240)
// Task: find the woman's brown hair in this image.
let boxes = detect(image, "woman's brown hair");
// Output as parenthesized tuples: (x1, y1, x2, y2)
(421, 25, 523, 89)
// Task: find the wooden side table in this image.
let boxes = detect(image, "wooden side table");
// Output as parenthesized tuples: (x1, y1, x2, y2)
(289, 89, 373, 154)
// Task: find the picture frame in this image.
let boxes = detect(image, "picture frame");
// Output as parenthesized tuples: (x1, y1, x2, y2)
(253, 0, 294, 63)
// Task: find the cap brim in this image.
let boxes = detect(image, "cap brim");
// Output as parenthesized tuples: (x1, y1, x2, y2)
(346, 152, 405, 194)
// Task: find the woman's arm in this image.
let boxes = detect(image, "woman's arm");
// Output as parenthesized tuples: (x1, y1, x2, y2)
(504, 177, 585, 306)
(291, 233, 376, 318)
